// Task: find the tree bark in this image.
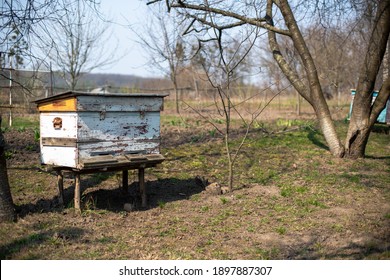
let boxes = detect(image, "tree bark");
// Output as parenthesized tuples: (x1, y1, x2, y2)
(269, 0, 345, 157)
(0, 116, 16, 222)
(345, 0, 390, 158)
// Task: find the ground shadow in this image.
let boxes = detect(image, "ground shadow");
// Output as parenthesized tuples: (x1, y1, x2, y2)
(16, 177, 205, 215)
(16, 171, 116, 218)
(286, 236, 390, 259)
(86, 177, 205, 212)
(306, 128, 329, 151)
(372, 124, 389, 134)
(0, 227, 86, 259)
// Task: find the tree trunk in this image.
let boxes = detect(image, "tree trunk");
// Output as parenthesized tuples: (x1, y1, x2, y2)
(172, 76, 180, 114)
(269, 0, 345, 157)
(346, 77, 390, 158)
(0, 116, 16, 222)
(345, 0, 390, 158)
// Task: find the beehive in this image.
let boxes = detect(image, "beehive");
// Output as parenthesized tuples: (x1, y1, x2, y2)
(35, 91, 168, 169)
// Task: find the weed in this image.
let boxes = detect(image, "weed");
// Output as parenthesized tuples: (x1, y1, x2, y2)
(247, 225, 255, 233)
(220, 197, 229, 204)
(209, 129, 217, 137)
(5, 150, 14, 159)
(332, 223, 344, 233)
(252, 247, 280, 260)
(157, 200, 166, 209)
(34, 129, 40, 142)
(276, 226, 287, 235)
(190, 194, 201, 201)
(280, 186, 293, 197)
(25, 144, 35, 151)
(191, 135, 202, 143)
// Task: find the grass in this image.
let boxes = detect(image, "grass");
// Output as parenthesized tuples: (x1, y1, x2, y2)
(1, 114, 389, 260)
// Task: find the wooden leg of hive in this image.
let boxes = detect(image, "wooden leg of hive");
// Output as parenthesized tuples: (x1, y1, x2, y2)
(74, 173, 81, 210)
(138, 168, 146, 208)
(122, 169, 129, 193)
(57, 171, 64, 205)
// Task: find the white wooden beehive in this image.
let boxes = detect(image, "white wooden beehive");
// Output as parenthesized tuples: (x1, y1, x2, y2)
(35, 91, 168, 169)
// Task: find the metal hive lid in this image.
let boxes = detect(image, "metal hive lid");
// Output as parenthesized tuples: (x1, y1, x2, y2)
(34, 90, 169, 104)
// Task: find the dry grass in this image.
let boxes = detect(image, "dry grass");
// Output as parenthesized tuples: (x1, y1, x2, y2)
(0, 97, 389, 260)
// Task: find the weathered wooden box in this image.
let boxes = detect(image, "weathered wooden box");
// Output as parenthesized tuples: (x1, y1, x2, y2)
(35, 91, 168, 169)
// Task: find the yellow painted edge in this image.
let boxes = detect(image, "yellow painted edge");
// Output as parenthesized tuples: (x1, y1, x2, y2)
(38, 97, 77, 112)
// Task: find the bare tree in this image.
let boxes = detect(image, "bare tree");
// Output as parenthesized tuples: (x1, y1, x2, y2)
(132, 8, 187, 113)
(0, 0, 100, 222)
(38, 0, 117, 90)
(147, 0, 390, 159)
(183, 22, 265, 191)
(0, 117, 15, 222)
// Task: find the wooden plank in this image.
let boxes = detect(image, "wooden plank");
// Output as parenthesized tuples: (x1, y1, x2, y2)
(75, 173, 81, 210)
(57, 171, 64, 205)
(42, 137, 77, 147)
(126, 154, 148, 161)
(77, 154, 164, 170)
(38, 97, 77, 112)
(82, 155, 118, 167)
(139, 168, 146, 208)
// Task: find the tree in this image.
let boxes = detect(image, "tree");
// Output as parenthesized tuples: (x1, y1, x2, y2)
(187, 27, 261, 191)
(344, 0, 390, 158)
(132, 8, 187, 113)
(147, 0, 390, 159)
(0, 0, 99, 222)
(39, 0, 117, 90)
(0, 116, 15, 222)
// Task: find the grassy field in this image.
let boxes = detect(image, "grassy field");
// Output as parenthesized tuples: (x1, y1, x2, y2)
(0, 103, 389, 259)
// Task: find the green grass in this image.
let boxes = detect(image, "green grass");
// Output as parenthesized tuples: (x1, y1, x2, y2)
(3, 116, 39, 130)
(1, 115, 389, 260)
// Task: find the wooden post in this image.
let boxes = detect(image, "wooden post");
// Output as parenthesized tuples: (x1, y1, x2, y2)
(57, 171, 64, 205)
(122, 169, 128, 193)
(138, 168, 146, 208)
(74, 173, 81, 210)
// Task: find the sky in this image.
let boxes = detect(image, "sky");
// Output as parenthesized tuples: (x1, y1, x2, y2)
(94, 0, 155, 77)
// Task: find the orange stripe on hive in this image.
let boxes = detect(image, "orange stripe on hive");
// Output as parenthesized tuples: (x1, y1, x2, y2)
(38, 97, 77, 112)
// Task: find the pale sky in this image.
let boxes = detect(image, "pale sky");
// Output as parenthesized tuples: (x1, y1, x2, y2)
(94, 0, 155, 77)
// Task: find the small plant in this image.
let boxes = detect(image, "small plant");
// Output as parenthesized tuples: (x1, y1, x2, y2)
(209, 129, 217, 137)
(247, 225, 255, 233)
(190, 135, 202, 143)
(25, 144, 35, 151)
(157, 200, 166, 209)
(276, 226, 287, 235)
(332, 223, 344, 233)
(34, 128, 40, 142)
(5, 150, 14, 159)
(280, 186, 293, 197)
(220, 197, 229, 204)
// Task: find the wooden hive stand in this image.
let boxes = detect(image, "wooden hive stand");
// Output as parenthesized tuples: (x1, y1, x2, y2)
(54, 154, 164, 210)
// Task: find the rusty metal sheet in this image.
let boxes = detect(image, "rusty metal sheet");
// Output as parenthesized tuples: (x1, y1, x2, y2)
(77, 96, 164, 112)
(77, 112, 160, 142)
